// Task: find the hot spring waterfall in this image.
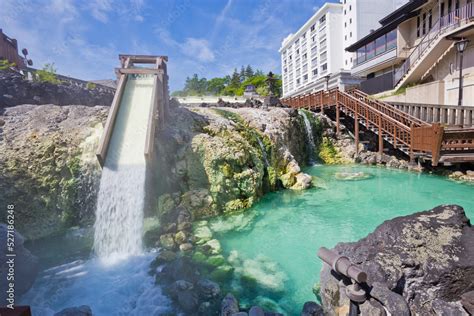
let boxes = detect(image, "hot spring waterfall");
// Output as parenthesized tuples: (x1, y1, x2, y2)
(299, 110, 317, 164)
(94, 75, 154, 263)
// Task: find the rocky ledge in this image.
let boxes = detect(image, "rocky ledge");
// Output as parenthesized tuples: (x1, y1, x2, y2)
(319, 204, 474, 315)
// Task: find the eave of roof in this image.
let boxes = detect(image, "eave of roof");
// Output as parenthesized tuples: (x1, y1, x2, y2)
(379, 0, 428, 25)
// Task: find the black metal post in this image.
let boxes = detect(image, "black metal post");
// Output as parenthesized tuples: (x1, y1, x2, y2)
(458, 50, 464, 106)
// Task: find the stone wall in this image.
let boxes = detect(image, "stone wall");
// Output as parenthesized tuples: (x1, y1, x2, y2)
(0, 71, 114, 108)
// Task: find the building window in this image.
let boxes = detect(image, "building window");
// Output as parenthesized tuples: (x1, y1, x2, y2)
(350, 18, 352, 24)
(303, 74, 308, 82)
(345, 35, 347, 40)
(417, 16, 421, 37)
(319, 15, 326, 24)
(350, 32, 352, 38)
(422, 13, 426, 35)
(345, 22, 347, 28)
(321, 63, 328, 72)
(366, 41, 375, 59)
(349, 5, 352, 10)
(344, 9, 346, 15)
(312, 68, 318, 76)
(375, 35, 386, 55)
(428, 10, 432, 30)
(296, 49, 299, 54)
(386, 29, 396, 50)
(311, 24, 315, 32)
(302, 53, 307, 61)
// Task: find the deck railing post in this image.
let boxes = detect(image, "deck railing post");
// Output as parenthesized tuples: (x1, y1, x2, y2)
(336, 91, 340, 134)
(378, 114, 383, 155)
(355, 102, 359, 156)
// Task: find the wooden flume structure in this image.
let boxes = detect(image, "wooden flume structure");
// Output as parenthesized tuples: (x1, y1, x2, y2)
(282, 88, 474, 166)
(96, 55, 169, 167)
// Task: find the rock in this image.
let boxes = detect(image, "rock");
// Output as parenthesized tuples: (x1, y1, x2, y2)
(221, 293, 240, 316)
(175, 231, 187, 244)
(232, 313, 248, 316)
(205, 239, 222, 254)
(195, 225, 213, 244)
(449, 171, 465, 179)
(177, 289, 199, 312)
(249, 306, 265, 316)
(159, 233, 176, 250)
(291, 172, 312, 190)
(158, 257, 199, 284)
(461, 290, 474, 314)
(206, 255, 226, 267)
(319, 205, 474, 316)
(54, 305, 92, 316)
(0, 224, 38, 302)
(179, 243, 194, 252)
(334, 171, 372, 181)
(210, 264, 234, 282)
(197, 279, 221, 299)
(151, 250, 177, 268)
(300, 301, 324, 316)
(0, 104, 107, 239)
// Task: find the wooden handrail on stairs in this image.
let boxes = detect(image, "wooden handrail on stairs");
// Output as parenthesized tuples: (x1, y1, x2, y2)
(282, 88, 474, 166)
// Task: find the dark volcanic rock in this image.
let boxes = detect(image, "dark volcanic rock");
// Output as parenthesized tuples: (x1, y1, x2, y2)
(319, 205, 474, 315)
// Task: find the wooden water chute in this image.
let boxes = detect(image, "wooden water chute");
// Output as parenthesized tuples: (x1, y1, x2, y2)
(95, 55, 169, 167)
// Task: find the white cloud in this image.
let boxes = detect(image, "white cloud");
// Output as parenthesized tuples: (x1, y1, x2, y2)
(180, 38, 215, 62)
(88, 0, 113, 23)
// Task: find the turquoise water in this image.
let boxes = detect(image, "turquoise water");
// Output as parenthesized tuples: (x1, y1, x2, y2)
(212, 165, 474, 314)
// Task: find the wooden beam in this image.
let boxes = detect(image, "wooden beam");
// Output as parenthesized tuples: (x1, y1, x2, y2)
(378, 114, 383, 155)
(116, 68, 163, 75)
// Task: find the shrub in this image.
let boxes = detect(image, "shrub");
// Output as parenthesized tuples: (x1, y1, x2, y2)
(86, 82, 96, 90)
(35, 63, 61, 84)
(0, 59, 15, 71)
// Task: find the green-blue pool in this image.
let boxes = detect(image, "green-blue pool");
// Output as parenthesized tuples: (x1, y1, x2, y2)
(211, 165, 474, 314)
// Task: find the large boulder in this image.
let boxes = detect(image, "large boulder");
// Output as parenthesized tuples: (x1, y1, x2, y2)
(319, 205, 474, 315)
(0, 224, 39, 303)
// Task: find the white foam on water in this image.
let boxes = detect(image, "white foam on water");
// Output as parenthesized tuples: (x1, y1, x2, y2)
(21, 254, 171, 316)
(94, 74, 154, 264)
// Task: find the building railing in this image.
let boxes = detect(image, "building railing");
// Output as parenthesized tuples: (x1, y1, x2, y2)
(389, 101, 474, 127)
(0, 29, 24, 68)
(393, 3, 474, 86)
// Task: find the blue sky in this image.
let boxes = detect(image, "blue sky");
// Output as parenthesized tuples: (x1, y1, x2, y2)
(1, 0, 335, 91)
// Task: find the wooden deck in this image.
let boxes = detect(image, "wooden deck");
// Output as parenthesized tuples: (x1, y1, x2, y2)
(282, 88, 474, 166)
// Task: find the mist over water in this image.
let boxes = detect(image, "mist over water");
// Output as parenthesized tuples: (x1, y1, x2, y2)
(93, 75, 154, 263)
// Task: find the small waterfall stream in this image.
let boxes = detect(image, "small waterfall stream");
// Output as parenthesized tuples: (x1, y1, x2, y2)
(299, 110, 317, 165)
(256, 135, 270, 167)
(94, 75, 154, 264)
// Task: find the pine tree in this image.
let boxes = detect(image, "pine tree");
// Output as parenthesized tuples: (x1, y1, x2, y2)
(239, 66, 245, 82)
(231, 68, 241, 88)
(245, 65, 254, 79)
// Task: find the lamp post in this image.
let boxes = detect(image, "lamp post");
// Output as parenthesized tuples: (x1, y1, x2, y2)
(456, 38, 469, 106)
(325, 74, 331, 91)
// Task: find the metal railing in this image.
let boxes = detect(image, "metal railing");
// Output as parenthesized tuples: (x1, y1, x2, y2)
(393, 3, 474, 86)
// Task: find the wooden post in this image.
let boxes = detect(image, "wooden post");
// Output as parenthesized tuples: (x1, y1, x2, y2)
(409, 123, 415, 164)
(336, 92, 340, 134)
(355, 102, 359, 156)
(378, 114, 383, 155)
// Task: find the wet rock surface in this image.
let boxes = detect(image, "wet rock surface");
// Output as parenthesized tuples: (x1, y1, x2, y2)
(0, 104, 107, 239)
(319, 205, 474, 315)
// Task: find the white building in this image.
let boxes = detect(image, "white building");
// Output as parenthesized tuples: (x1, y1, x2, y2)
(280, 3, 344, 97)
(280, 0, 404, 97)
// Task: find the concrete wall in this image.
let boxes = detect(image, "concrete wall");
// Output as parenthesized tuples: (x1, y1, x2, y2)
(380, 80, 446, 104)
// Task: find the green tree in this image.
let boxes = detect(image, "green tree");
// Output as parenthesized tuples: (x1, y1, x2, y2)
(230, 68, 241, 88)
(207, 77, 226, 95)
(244, 65, 254, 79)
(239, 66, 246, 82)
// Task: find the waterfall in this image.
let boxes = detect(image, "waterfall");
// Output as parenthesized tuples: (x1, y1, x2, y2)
(256, 135, 270, 167)
(299, 110, 317, 165)
(94, 75, 154, 264)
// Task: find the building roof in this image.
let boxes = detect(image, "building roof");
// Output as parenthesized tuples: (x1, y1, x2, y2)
(345, 0, 427, 52)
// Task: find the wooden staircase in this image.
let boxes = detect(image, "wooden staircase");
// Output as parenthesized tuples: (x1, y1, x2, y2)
(282, 88, 474, 166)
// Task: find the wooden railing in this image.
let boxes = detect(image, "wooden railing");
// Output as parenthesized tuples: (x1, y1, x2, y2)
(389, 101, 474, 127)
(282, 88, 474, 166)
